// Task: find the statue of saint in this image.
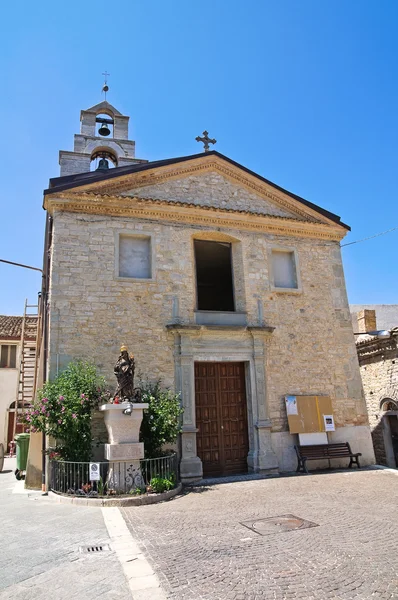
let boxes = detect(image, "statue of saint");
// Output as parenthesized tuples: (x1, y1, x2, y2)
(113, 345, 142, 415)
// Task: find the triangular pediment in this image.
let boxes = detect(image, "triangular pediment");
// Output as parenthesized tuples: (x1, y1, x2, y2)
(83, 100, 123, 116)
(120, 171, 301, 220)
(44, 152, 349, 232)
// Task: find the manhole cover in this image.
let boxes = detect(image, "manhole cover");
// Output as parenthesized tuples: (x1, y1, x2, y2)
(241, 514, 318, 536)
(79, 544, 111, 554)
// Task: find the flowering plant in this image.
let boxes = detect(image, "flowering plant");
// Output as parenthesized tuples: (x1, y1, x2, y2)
(20, 360, 109, 461)
(139, 379, 183, 458)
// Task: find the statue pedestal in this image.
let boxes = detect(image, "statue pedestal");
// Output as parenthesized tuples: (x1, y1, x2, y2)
(99, 403, 148, 492)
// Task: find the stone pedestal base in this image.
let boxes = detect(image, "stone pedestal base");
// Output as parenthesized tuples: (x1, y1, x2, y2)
(180, 456, 203, 483)
(106, 460, 144, 493)
(99, 404, 149, 493)
(248, 420, 279, 473)
(104, 442, 144, 461)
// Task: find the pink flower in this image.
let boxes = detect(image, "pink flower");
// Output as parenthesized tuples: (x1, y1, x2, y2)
(58, 419, 62, 424)
(42, 398, 48, 404)
(81, 394, 85, 399)
(26, 415, 31, 422)
(59, 396, 64, 401)
(72, 413, 77, 419)
(41, 406, 46, 413)
(34, 410, 39, 415)
(61, 406, 65, 413)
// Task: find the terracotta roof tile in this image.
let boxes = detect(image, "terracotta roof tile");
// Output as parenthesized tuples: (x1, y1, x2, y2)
(0, 315, 37, 340)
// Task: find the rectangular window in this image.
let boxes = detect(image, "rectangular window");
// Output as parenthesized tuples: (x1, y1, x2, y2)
(194, 240, 235, 311)
(271, 250, 298, 289)
(0, 345, 17, 368)
(118, 234, 151, 279)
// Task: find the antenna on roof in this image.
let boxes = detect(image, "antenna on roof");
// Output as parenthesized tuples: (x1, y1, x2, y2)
(102, 71, 110, 101)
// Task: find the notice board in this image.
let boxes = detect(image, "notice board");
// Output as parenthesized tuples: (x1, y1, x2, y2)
(285, 395, 333, 434)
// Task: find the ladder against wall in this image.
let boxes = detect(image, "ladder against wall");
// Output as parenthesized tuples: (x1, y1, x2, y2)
(13, 300, 41, 439)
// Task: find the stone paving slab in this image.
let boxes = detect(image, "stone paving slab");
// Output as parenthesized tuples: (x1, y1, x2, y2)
(121, 469, 398, 599)
(0, 458, 132, 600)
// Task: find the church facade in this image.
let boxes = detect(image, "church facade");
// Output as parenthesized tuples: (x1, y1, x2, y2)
(42, 99, 375, 481)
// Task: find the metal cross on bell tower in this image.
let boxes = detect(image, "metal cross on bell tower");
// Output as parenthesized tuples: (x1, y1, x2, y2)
(195, 130, 217, 152)
(102, 71, 110, 100)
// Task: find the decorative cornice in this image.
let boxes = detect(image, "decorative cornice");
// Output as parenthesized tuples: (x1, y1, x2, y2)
(44, 192, 346, 241)
(56, 191, 310, 220)
(71, 156, 333, 226)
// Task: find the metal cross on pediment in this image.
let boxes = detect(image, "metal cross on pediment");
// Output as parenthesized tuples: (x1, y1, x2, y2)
(195, 130, 216, 152)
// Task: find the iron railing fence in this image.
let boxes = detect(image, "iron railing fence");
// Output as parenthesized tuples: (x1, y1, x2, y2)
(50, 452, 179, 497)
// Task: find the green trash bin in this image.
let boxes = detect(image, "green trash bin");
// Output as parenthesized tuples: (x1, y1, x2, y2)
(15, 433, 30, 476)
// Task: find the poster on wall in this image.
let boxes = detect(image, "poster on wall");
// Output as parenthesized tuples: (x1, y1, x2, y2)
(323, 415, 335, 432)
(285, 396, 298, 416)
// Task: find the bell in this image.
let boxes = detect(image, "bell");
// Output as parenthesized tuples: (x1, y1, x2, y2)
(96, 158, 109, 171)
(98, 122, 110, 136)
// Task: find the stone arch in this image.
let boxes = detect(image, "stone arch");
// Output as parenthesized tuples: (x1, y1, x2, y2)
(379, 386, 398, 411)
(84, 139, 127, 161)
(380, 398, 398, 411)
(192, 231, 242, 243)
(91, 146, 118, 167)
(191, 231, 246, 313)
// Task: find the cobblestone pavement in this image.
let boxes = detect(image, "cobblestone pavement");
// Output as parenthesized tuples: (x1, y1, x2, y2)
(122, 469, 398, 600)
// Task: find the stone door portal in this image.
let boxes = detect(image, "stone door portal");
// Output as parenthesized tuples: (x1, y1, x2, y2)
(195, 362, 249, 477)
(389, 415, 398, 467)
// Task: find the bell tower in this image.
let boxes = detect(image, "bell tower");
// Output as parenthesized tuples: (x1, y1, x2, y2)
(59, 87, 147, 176)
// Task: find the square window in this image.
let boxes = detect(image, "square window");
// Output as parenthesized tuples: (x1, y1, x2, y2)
(118, 235, 151, 279)
(194, 240, 235, 311)
(271, 250, 298, 289)
(0, 345, 17, 368)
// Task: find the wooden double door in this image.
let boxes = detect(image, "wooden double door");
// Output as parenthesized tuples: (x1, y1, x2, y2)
(195, 362, 249, 477)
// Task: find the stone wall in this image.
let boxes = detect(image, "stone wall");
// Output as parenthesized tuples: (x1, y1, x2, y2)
(357, 336, 398, 465)
(49, 209, 368, 429)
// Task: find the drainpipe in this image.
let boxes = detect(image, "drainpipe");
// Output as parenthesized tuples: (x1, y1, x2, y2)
(41, 213, 52, 491)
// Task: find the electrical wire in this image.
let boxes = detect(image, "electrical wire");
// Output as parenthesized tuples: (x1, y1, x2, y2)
(340, 225, 398, 247)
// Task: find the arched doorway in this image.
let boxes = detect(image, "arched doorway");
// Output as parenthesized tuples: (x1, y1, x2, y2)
(6, 401, 28, 452)
(380, 398, 398, 468)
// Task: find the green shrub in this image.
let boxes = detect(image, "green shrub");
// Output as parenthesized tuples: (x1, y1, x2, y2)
(21, 360, 109, 461)
(149, 476, 174, 493)
(140, 380, 183, 458)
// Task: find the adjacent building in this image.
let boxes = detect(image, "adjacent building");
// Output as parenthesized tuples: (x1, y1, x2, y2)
(0, 317, 22, 453)
(40, 98, 375, 481)
(353, 308, 398, 468)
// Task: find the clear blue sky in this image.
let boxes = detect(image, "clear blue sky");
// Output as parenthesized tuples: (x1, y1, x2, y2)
(1, 1, 397, 315)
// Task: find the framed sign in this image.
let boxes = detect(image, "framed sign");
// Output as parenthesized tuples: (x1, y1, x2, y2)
(285, 395, 334, 434)
(89, 462, 100, 481)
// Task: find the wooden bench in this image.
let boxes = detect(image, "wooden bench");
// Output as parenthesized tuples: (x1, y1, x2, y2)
(294, 442, 361, 473)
